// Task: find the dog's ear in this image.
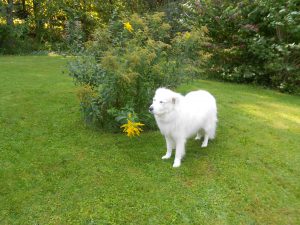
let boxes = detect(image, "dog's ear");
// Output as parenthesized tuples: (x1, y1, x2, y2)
(172, 94, 180, 104)
(172, 97, 176, 104)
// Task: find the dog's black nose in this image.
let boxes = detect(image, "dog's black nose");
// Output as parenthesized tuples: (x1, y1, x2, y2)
(149, 106, 154, 112)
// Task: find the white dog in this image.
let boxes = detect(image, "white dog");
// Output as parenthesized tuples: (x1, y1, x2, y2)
(149, 88, 217, 167)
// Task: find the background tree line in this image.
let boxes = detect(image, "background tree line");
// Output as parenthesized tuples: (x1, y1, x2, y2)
(0, 0, 176, 53)
(0, 0, 299, 95)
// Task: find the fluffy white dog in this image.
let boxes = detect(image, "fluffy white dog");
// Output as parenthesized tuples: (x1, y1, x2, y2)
(149, 88, 217, 167)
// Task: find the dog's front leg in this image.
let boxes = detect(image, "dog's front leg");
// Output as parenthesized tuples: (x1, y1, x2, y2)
(173, 139, 186, 168)
(162, 136, 174, 159)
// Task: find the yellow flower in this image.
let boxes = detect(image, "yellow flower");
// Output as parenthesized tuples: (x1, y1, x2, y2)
(121, 119, 144, 137)
(184, 32, 191, 40)
(123, 22, 134, 33)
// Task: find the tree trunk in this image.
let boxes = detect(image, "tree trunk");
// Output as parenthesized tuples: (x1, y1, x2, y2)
(22, 0, 26, 15)
(22, 0, 26, 10)
(33, 0, 43, 40)
(6, 0, 14, 26)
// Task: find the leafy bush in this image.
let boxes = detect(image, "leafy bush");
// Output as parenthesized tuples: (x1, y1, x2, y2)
(186, 0, 300, 94)
(64, 20, 86, 54)
(69, 12, 210, 130)
(0, 21, 64, 54)
(0, 23, 41, 54)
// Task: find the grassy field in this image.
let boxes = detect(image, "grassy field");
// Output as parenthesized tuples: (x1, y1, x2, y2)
(0, 55, 299, 224)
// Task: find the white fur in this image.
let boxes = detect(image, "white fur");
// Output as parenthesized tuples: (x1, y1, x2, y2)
(149, 88, 217, 167)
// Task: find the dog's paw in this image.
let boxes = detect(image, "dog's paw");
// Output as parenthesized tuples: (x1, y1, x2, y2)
(162, 154, 171, 159)
(201, 143, 208, 148)
(173, 159, 181, 168)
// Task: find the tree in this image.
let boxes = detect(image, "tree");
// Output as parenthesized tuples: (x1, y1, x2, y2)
(6, 0, 13, 26)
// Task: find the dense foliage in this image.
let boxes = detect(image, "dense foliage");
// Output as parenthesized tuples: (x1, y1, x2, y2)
(187, 0, 300, 93)
(69, 12, 210, 130)
(0, 0, 174, 54)
(1, 0, 299, 129)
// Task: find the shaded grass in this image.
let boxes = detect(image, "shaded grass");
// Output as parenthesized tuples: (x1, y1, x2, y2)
(0, 56, 299, 224)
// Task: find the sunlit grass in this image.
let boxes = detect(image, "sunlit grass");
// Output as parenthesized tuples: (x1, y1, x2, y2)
(0, 56, 299, 224)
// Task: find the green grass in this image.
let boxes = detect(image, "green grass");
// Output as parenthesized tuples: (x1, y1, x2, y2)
(0, 56, 299, 225)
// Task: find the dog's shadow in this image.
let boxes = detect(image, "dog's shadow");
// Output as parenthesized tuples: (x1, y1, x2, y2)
(184, 139, 211, 161)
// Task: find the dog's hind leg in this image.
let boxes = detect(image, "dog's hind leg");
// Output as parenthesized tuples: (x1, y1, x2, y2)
(201, 134, 209, 148)
(202, 119, 217, 147)
(195, 131, 202, 140)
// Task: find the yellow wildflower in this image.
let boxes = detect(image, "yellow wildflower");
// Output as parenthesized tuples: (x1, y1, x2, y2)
(123, 22, 134, 33)
(121, 119, 144, 137)
(184, 32, 191, 40)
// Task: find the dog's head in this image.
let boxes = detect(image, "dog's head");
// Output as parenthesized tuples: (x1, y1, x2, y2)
(149, 88, 181, 116)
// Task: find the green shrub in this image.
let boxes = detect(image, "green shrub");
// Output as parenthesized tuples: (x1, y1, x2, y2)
(0, 24, 41, 54)
(0, 22, 64, 54)
(186, 0, 300, 94)
(64, 20, 86, 54)
(69, 12, 211, 130)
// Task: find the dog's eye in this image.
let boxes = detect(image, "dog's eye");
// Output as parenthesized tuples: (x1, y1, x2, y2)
(160, 101, 164, 104)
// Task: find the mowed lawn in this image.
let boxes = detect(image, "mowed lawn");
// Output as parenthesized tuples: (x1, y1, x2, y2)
(0, 56, 299, 224)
